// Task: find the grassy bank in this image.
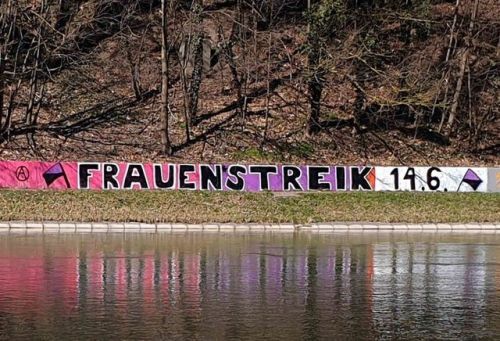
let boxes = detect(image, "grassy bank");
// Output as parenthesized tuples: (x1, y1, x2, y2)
(0, 190, 498, 224)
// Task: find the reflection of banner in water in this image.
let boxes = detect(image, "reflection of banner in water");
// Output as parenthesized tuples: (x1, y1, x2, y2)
(365, 246, 374, 326)
(157, 251, 181, 304)
(241, 249, 260, 292)
(341, 248, 352, 305)
(342, 248, 352, 275)
(50, 256, 78, 310)
(115, 251, 127, 314)
(217, 251, 231, 291)
(0, 248, 78, 316)
(317, 249, 336, 283)
(296, 252, 308, 292)
(142, 255, 156, 316)
(266, 249, 284, 299)
(183, 254, 201, 313)
(0, 256, 46, 314)
(84, 250, 179, 316)
(161, 255, 171, 306)
(241, 250, 260, 292)
(88, 252, 104, 301)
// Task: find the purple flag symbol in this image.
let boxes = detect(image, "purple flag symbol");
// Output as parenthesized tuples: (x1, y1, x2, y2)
(461, 169, 482, 191)
(43, 163, 70, 188)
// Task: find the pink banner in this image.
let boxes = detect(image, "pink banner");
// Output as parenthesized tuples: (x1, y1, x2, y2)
(0, 161, 372, 191)
(0, 161, 78, 190)
(0, 161, 489, 192)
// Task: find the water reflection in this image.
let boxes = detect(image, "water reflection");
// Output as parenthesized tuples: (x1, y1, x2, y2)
(0, 233, 499, 339)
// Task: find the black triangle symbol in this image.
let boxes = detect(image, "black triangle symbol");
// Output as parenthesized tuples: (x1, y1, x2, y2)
(463, 178, 482, 191)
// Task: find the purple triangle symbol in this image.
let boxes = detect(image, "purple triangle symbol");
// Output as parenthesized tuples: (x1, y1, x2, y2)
(464, 169, 481, 182)
(462, 169, 482, 190)
(45, 163, 63, 175)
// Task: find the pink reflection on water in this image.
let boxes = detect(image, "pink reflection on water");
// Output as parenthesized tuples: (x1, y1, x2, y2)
(183, 254, 201, 314)
(241, 251, 260, 293)
(115, 251, 127, 307)
(161, 255, 171, 306)
(0, 248, 78, 316)
(88, 252, 104, 301)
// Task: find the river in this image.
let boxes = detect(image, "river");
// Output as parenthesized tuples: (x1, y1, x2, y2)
(0, 232, 499, 339)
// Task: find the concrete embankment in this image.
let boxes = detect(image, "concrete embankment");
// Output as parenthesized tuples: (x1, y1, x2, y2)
(0, 222, 499, 233)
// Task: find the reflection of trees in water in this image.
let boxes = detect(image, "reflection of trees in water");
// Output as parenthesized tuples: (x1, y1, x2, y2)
(303, 246, 318, 341)
(371, 242, 490, 338)
(0, 234, 497, 339)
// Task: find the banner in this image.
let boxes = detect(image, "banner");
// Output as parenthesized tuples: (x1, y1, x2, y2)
(0, 161, 497, 192)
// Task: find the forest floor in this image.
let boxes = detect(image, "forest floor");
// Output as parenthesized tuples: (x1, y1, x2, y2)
(1, 93, 497, 167)
(1, 190, 498, 224)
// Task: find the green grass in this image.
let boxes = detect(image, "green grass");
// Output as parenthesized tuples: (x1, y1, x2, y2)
(288, 142, 315, 159)
(232, 147, 277, 161)
(0, 190, 498, 224)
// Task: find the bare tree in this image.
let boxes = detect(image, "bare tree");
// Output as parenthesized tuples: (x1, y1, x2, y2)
(0, 0, 20, 139)
(262, 30, 272, 142)
(161, 0, 172, 155)
(0, 0, 12, 132)
(187, 0, 204, 123)
(444, 0, 479, 136)
(305, 0, 340, 136)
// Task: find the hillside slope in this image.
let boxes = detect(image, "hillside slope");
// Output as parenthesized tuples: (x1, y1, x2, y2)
(0, 0, 498, 165)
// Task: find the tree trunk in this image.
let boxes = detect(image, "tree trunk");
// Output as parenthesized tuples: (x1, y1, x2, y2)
(262, 31, 272, 143)
(445, 48, 468, 135)
(0, 39, 4, 131)
(445, 0, 479, 135)
(305, 0, 323, 136)
(26, 0, 48, 152)
(0, 0, 14, 134)
(220, 23, 243, 117)
(306, 36, 323, 136)
(160, 0, 172, 155)
(188, 0, 204, 124)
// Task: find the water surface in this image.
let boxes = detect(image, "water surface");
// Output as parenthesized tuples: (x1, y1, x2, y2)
(0, 232, 499, 340)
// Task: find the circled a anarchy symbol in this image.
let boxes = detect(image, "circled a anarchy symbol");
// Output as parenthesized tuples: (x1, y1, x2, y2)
(15, 166, 30, 182)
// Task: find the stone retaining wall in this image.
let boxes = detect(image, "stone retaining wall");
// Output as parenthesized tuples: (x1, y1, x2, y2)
(1, 222, 498, 233)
